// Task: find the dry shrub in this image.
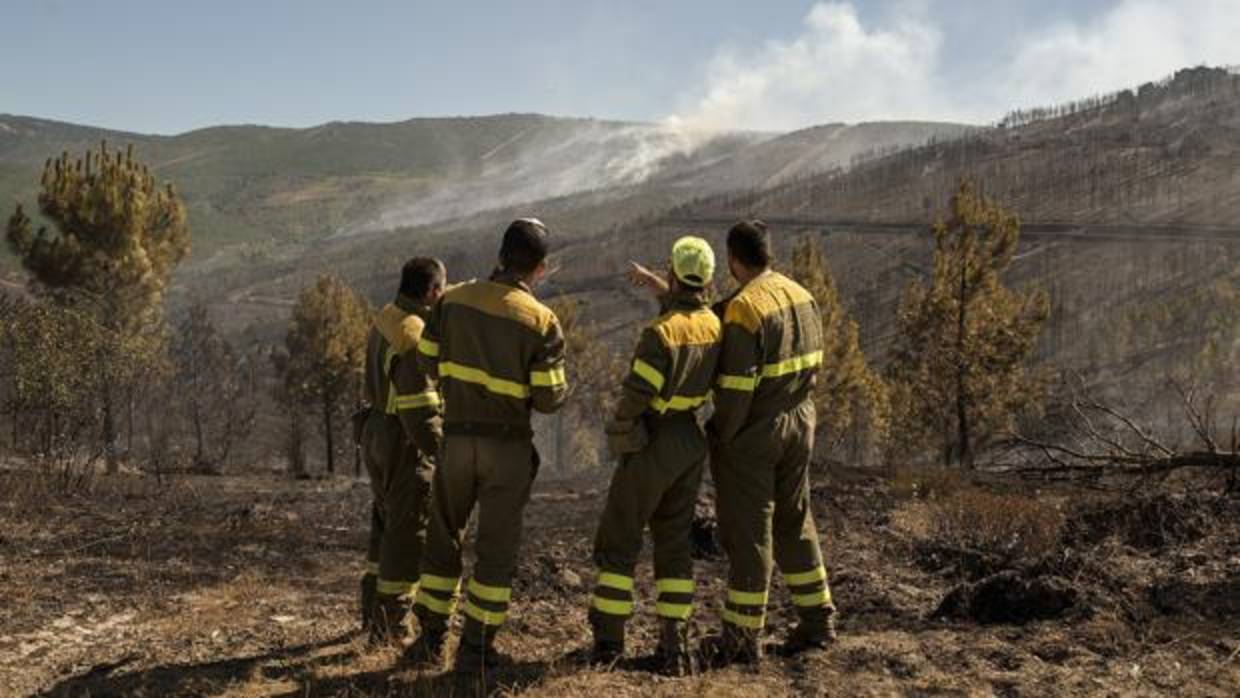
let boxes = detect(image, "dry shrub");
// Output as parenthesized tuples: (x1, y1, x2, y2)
(889, 466, 971, 501)
(931, 488, 1065, 561)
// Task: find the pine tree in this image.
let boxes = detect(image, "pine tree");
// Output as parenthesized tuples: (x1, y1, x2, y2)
(788, 238, 891, 463)
(283, 274, 370, 475)
(173, 304, 258, 474)
(888, 181, 1050, 468)
(6, 141, 190, 472)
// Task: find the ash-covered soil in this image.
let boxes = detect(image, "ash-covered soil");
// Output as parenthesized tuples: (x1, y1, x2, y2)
(1, 466, 1237, 697)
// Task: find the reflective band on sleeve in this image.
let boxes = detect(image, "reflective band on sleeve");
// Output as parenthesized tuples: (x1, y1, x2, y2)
(761, 350, 823, 379)
(592, 596, 635, 616)
(377, 579, 418, 596)
(717, 374, 758, 392)
(419, 573, 461, 593)
(597, 571, 635, 591)
(727, 588, 769, 606)
(365, 561, 380, 576)
(651, 393, 711, 414)
(530, 365, 567, 387)
(463, 600, 507, 626)
(792, 588, 833, 607)
(467, 578, 512, 603)
(631, 359, 665, 391)
(656, 601, 693, 620)
(394, 390, 442, 410)
(440, 362, 531, 399)
(655, 578, 695, 595)
(415, 591, 455, 616)
(722, 608, 766, 629)
(417, 338, 439, 357)
(785, 566, 828, 586)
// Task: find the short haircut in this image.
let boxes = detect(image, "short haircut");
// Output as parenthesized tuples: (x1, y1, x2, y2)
(499, 218, 550, 275)
(726, 219, 773, 269)
(399, 257, 445, 300)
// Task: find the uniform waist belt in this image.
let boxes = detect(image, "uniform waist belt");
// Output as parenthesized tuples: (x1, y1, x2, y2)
(443, 421, 534, 439)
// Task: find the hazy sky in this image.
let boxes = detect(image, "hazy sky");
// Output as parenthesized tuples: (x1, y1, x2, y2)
(4, 0, 1239, 134)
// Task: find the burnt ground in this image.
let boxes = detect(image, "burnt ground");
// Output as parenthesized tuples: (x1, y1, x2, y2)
(1, 464, 1237, 697)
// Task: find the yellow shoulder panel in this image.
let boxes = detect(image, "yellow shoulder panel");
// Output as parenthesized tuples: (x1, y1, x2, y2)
(723, 295, 763, 334)
(446, 281, 555, 334)
(374, 303, 421, 353)
(653, 309, 722, 348)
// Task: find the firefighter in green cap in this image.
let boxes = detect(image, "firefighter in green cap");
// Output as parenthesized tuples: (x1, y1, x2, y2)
(587, 235, 721, 675)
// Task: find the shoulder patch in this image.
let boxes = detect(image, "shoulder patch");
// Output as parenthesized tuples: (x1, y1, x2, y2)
(374, 303, 420, 353)
(653, 308, 721, 348)
(445, 281, 556, 333)
(723, 295, 763, 334)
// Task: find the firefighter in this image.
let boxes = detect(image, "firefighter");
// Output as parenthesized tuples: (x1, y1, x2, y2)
(704, 220, 837, 665)
(359, 257, 447, 644)
(408, 218, 568, 673)
(588, 236, 721, 675)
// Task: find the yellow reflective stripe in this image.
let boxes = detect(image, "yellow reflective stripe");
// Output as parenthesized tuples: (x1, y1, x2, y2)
(650, 393, 710, 414)
(377, 579, 418, 596)
(463, 600, 507, 626)
(394, 390, 441, 410)
(384, 385, 399, 415)
(727, 588, 769, 606)
(468, 578, 512, 603)
(417, 337, 439, 357)
(792, 588, 833, 607)
(365, 561, 380, 576)
(761, 350, 823, 379)
(655, 578, 695, 595)
(722, 608, 766, 629)
(530, 365, 567, 387)
(415, 590, 455, 616)
(656, 601, 693, 619)
(597, 572, 635, 591)
(631, 359, 665, 391)
(592, 596, 635, 616)
(717, 374, 758, 392)
(419, 573, 460, 593)
(439, 361, 530, 399)
(785, 566, 827, 586)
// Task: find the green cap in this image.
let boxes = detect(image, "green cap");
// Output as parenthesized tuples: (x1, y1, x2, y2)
(671, 236, 715, 287)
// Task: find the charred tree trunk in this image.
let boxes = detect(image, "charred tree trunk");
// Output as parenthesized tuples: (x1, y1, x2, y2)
(323, 391, 335, 476)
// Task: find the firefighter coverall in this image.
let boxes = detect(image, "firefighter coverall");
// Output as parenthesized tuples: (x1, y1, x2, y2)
(709, 270, 836, 642)
(361, 294, 443, 628)
(412, 270, 568, 653)
(589, 287, 722, 649)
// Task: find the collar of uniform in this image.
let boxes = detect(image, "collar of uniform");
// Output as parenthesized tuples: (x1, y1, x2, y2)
(739, 268, 775, 293)
(660, 287, 709, 313)
(394, 292, 433, 319)
(489, 268, 535, 295)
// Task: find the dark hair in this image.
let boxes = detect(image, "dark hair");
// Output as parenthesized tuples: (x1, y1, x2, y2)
(726, 219, 772, 269)
(400, 257, 445, 300)
(499, 218, 550, 275)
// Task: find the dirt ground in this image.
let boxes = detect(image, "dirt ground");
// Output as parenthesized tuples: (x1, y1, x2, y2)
(1, 464, 1237, 697)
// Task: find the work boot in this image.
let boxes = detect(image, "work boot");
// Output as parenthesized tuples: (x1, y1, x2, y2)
(589, 639, 624, 667)
(402, 628, 446, 669)
(368, 595, 410, 646)
(653, 619, 695, 676)
(453, 639, 509, 675)
(699, 623, 762, 668)
(359, 573, 377, 633)
(780, 608, 838, 656)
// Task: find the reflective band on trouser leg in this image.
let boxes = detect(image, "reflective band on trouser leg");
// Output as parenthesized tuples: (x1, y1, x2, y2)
(785, 565, 833, 608)
(365, 560, 380, 576)
(723, 587, 768, 629)
(463, 577, 511, 627)
(654, 578, 694, 620)
(414, 573, 460, 616)
(377, 578, 418, 596)
(591, 570, 636, 617)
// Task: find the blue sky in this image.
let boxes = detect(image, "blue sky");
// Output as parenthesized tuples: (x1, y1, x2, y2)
(4, 1, 1237, 134)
